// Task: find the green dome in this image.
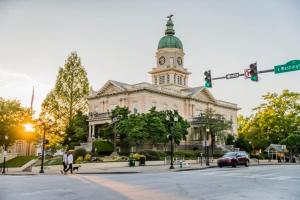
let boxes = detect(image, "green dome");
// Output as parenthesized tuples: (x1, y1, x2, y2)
(158, 35, 183, 49)
(158, 15, 183, 50)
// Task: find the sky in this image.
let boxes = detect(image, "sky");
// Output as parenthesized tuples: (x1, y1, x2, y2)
(0, 0, 299, 116)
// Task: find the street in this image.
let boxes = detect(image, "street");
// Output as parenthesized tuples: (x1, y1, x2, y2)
(1, 165, 300, 200)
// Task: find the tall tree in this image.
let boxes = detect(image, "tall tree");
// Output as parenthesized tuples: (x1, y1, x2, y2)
(40, 52, 89, 147)
(238, 90, 300, 150)
(0, 98, 32, 146)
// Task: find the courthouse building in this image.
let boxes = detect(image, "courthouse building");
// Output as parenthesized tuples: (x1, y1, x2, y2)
(87, 16, 239, 151)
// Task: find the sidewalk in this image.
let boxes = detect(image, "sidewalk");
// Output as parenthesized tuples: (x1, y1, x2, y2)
(2, 159, 298, 175)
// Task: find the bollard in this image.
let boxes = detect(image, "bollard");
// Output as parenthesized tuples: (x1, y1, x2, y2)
(200, 153, 203, 166)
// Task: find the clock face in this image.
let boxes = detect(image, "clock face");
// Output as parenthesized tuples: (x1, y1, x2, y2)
(159, 56, 165, 65)
(177, 57, 182, 65)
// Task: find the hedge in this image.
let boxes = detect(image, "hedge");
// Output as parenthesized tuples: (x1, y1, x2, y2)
(93, 140, 114, 155)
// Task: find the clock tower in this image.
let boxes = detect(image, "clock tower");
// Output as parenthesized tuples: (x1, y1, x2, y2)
(149, 15, 191, 90)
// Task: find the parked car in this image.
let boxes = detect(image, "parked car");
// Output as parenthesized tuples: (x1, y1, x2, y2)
(217, 151, 250, 168)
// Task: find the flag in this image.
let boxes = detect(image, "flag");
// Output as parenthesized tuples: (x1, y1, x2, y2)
(30, 86, 34, 111)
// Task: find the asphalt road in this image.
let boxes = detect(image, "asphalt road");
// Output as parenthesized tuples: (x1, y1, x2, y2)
(1, 165, 300, 200)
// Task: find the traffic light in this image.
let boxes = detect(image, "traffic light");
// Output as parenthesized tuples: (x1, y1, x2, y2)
(249, 63, 258, 81)
(204, 70, 212, 88)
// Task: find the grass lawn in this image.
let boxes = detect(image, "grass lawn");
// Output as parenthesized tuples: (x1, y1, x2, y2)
(0, 156, 37, 168)
(34, 156, 63, 166)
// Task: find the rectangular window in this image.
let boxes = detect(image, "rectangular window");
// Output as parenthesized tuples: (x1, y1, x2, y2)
(159, 75, 165, 84)
(167, 74, 170, 83)
(154, 76, 157, 85)
(170, 57, 174, 65)
(173, 74, 176, 83)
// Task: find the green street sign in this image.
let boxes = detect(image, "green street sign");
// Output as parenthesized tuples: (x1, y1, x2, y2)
(274, 60, 300, 74)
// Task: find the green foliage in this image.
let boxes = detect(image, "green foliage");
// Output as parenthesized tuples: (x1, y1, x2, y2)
(139, 150, 166, 161)
(93, 140, 114, 155)
(114, 107, 190, 147)
(0, 98, 33, 146)
(191, 108, 232, 148)
(65, 111, 88, 146)
(42, 156, 63, 166)
(281, 134, 300, 156)
(40, 52, 90, 149)
(0, 156, 37, 168)
(238, 90, 300, 150)
(75, 156, 83, 164)
(84, 153, 92, 161)
(225, 134, 235, 145)
(235, 136, 252, 153)
(131, 153, 146, 161)
(73, 148, 87, 161)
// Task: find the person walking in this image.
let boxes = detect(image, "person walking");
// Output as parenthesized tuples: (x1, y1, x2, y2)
(61, 151, 68, 173)
(64, 151, 73, 174)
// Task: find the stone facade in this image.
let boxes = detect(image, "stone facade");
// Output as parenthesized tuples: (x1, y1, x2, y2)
(87, 16, 239, 151)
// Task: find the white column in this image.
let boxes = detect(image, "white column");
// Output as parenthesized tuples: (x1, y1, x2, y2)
(89, 125, 92, 138)
(92, 124, 95, 138)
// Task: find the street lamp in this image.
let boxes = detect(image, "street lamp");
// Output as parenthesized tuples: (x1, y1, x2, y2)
(38, 116, 54, 173)
(205, 128, 210, 166)
(166, 114, 178, 169)
(112, 117, 118, 153)
(2, 135, 8, 174)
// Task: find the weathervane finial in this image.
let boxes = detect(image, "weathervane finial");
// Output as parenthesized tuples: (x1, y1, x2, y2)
(167, 14, 174, 21)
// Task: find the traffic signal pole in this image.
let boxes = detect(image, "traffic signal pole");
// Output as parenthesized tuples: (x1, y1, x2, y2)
(211, 68, 275, 80)
(204, 59, 300, 87)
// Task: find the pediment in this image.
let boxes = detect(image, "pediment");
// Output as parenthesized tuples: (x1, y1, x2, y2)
(192, 88, 216, 103)
(97, 81, 125, 96)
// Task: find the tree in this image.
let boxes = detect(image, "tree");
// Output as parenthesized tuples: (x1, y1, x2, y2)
(40, 52, 89, 148)
(0, 98, 32, 146)
(64, 111, 89, 149)
(281, 134, 300, 157)
(191, 108, 232, 148)
(238, 90, 300, 151)
(225, 134, 235, 145)
(235, 135, 252, 153)
(144, 107, 167, 146)
(111, 107, 189, 151)
(163, 110, 190, 145)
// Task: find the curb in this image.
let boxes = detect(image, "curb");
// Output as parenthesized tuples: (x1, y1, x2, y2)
(174, 166, 217, 172)
(76, 171, 140, 175)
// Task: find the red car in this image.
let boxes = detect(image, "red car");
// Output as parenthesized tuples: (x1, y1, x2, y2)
(217, 151, 250, 168)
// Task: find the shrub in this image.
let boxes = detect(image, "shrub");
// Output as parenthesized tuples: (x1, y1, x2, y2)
(174, 151, 198, 159)
(139, 150, 166, 161)
(84, 153, 92, 161)
(93, 140, 114, 155)
(74, 148, 87, 161)
(76, 156, 83, 164)
(131, 153, 145, 161)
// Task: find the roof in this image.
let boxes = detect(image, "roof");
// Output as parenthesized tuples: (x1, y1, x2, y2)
(265, 144, 288, 152)
(89, 80, 239, 110)
(158, 15, 183, 50)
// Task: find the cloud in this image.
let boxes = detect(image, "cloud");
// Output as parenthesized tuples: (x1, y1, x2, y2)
(0, 68, 52, 116)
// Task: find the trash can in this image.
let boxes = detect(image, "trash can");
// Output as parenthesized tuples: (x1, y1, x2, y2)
(129, 159, 135, 167)
(139, 157, 146, 166)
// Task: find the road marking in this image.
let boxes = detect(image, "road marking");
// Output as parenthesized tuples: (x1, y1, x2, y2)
(72, 175, 185, 200)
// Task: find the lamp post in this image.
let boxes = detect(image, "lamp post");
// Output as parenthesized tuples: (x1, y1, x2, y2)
(112, 117, 118, 153)
(2, 135, 8, 174)
(205, 128, 210, 166)
(38, 117, 54, 174)
(166, 114, 178, 169)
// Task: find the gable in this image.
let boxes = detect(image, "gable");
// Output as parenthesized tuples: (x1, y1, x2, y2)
(97, 81, 124, 96)
(192, 88, 216, 103)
